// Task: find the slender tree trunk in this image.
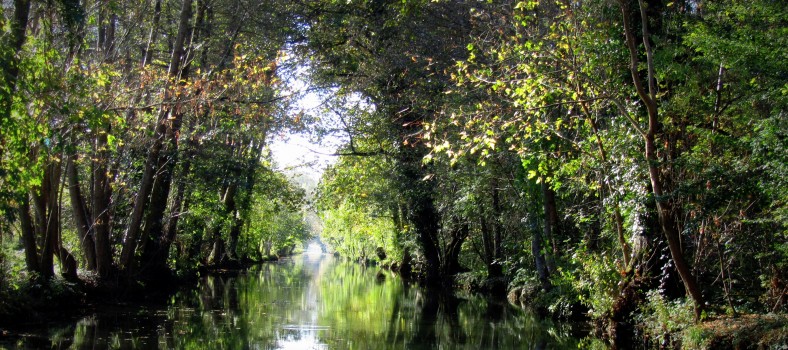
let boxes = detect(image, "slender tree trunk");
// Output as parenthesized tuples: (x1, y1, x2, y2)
(208, 225, 225, 265)
(620, 0, 704, 319)
(613, 203, 630, 266)
(490, 179, 503, 278)
(157, 137, 196, 269)
(583, 105, 632, 266)
(66, 156, 97, 271)
(92, 126, 113, 278)
(541, 180, 559, 273)
(480, 219, 501, 278)
(18, 196, 39, 273)
(139, 149, 175, 271)
(119, 129, 161, 271)
(207, 183, 236, 265)
(141, 0, 162, 67)
(55, 173, 77, 280)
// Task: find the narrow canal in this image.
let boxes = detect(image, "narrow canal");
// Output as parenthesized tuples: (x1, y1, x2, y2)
(4, 254, 586, 349)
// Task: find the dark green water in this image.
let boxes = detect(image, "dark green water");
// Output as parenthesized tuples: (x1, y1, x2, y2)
(3, 254, 585, 349)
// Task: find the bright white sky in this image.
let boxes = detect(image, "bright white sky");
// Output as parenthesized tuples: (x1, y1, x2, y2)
(268, 90, 339, 180)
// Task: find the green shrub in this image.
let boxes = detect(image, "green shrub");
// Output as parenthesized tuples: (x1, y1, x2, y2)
(636, 290, 696, 347)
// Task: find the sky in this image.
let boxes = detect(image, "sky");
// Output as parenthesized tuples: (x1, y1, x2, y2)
(268, 89, 339, 181)
(269, 132, 335, 178)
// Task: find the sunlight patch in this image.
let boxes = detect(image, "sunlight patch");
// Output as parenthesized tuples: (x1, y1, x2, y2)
(306, 242, 323, 256)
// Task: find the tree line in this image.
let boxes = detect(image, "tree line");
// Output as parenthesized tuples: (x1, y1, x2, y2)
(0, 0, 310, 288)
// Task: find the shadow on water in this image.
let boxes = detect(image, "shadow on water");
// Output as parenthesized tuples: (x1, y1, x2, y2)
(2, 254, 586, 349)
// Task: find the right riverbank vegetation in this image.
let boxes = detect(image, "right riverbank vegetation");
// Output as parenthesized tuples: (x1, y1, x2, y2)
(1, 0, 785, 348)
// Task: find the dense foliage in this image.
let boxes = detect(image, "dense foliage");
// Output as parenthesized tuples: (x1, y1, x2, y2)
(0, 0, 311, 292)
(305, 0, 786, 344)
(2, 0, 786, 346)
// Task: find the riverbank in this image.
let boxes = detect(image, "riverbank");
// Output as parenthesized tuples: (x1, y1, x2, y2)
(483, 271, 787, 349)
(684, 314, 788, 349)
(0, 255, 283, 329)
(0, 272, 192, 329)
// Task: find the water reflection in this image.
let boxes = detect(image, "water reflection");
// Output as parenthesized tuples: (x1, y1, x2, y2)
(3, 254, 582, 349)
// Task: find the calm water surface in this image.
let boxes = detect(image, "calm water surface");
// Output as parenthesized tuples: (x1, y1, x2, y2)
(3, 254, 584, 349)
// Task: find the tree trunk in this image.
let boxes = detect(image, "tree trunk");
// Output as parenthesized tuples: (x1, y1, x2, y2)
(411, 195, 441, 283)
(141, 0, 162, 67)
(18, 196, 39, 273)
(480, 218, 502, 278)
(620, 0, 704, 319)
(490, 179, 503, 278)
(32, 161, 62, 279)
(531, 216, 551, 291)
(221, 183, 237, 258)
(139, 150, 175, 273)
(541, 180, 559, 273)
(208, 225, 225, 265)
(583, 101, 632, 267)
(66, 156, 97, 271)
(397, 145, 441, 284)
(228, 140, 264, 261)
(120, 0, 193, 273)
(92, 126, 113, 278)
(441, 222, 468, 276)
(156, 138, 197, 270)
(58, 247, 78, 281)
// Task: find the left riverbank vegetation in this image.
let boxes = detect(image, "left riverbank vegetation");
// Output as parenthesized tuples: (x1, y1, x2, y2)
(2, 0, 786, 347)
(0, 0, 314, 322)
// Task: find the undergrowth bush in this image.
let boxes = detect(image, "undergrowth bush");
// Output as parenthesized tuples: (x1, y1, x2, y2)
(570, 249, 620, 318)
(636, 290, 695, 347)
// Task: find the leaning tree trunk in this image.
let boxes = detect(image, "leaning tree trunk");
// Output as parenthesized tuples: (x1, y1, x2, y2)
(154, 136, 197, 271)
(619, 0, 704, 319)
(120, 0, 194, 273)
(140, 0, 204, 275)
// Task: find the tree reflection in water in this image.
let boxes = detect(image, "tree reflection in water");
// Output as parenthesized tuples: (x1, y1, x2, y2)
(5, 254, 582, 349)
